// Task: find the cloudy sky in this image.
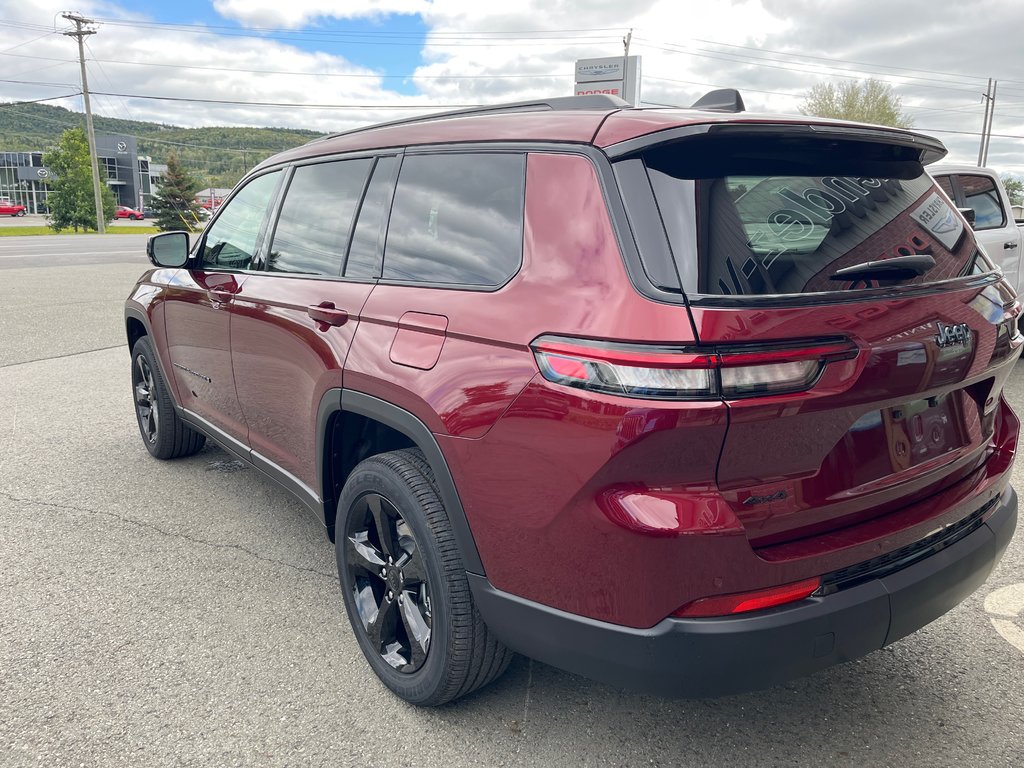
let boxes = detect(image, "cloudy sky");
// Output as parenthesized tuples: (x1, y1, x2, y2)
(2, 0, 1023, 173)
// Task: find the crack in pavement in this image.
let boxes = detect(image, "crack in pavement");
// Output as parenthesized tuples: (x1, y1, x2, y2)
(0, 345, 125, 370)
(0, 490, 337, 581)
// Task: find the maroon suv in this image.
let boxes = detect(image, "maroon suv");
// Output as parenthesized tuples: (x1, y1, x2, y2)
(126, 92, 1020, 706)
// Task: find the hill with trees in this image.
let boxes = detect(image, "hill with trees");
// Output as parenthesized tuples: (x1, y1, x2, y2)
(0, 102, 323, 188)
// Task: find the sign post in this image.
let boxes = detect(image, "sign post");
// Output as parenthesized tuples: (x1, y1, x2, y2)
(574, 56, 641, 106)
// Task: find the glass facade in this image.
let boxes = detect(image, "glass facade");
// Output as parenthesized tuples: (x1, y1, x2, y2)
(0, 143, 160, 214)
(0, 152, 48, 213)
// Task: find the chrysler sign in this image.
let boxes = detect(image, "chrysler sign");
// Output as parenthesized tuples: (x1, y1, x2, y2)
(573, 55, 641, 106)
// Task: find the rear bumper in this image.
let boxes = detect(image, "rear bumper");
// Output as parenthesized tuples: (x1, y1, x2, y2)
(470, 486, 1017, 697)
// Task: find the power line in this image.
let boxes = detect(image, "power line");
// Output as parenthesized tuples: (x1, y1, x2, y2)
(74, 54, 573, 80)
(0, 76, 79, 88)
(0, 31, 57, 55)
(641, 33, 991, 86)
(633, 38, 988, 97)
(0, 93, 80, 107)
(88, 90, 479, 109)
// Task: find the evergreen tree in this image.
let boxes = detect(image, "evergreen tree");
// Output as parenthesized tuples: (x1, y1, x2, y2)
(1001, 174, 1023, 207)
(152, 151, 204, 232)
(42, 128, 116, 232)
(801, 79, 913, 128)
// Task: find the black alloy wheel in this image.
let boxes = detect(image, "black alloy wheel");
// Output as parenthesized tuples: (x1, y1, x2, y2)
(335, 449, 512, 706)
(129, 336, 206, 460)
(344, 491, 432, 673)
(133, 353, 159, 445)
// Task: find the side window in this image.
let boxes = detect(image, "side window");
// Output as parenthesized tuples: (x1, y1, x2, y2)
(267, 158, 372, 275)
(345, 156, 397, 279)
(383, 153, 525, 286)
(959, 174, 1006, 230)
(201, 171, 281, 270)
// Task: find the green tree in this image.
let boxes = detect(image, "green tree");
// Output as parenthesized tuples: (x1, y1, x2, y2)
(801, 78, 913, 128)
(42, 127, 116, 232)
(1001, 174, 1024, 207)
(152, 151, 204, 232)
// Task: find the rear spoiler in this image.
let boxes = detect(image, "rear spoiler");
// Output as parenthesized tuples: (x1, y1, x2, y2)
(604, 121, 948, 166)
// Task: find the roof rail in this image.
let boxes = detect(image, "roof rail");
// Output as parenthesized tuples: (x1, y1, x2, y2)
(307, 94, 630, 145)
(690, 89, 746, 113)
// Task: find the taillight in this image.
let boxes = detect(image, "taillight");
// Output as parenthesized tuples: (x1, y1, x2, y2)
(672, 577, 821, 618)
(531, 336, 856, 400)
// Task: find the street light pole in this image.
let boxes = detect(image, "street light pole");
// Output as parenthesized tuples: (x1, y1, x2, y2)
(62, 12, 106, 234)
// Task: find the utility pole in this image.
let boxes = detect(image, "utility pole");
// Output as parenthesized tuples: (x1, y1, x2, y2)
(981, 80, 997, 167)
(62, 12, 106, 233)
(978, 78, 997, 167)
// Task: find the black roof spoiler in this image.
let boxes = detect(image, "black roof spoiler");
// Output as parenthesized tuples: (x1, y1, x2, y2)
(690, 88, 746, 113)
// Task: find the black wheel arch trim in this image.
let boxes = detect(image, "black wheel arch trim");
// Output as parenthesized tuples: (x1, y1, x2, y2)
(124, 306, 178, 399)
(318, 388, 485, 575)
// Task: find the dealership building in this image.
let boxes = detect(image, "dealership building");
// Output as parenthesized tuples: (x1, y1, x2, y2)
(0, 133, 164, 214)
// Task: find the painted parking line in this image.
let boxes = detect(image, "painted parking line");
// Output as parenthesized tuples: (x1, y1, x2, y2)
(984, 583, 1024, 654)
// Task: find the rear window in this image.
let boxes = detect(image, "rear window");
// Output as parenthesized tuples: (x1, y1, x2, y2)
(632, 137, 988, 298)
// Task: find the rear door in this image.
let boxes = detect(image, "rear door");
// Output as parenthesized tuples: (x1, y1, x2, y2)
(632, 131, 1021, 547)
(229, 154, 397, 490)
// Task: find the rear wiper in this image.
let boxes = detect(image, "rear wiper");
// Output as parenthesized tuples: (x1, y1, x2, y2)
(829, 254, 936, 282)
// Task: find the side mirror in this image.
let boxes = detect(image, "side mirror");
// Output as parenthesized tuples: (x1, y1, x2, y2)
(147, 232, 190, 268)
(957, 207, 977, 229)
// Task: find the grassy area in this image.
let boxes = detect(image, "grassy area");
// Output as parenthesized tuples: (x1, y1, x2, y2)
(0, 226, 160, 236)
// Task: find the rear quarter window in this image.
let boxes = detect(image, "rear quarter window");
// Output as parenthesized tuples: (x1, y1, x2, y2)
(382, 153, 525, 287)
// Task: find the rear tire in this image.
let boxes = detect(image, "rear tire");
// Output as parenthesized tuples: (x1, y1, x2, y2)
(131, 336, 205, 459)
(336, 448, 512, 706)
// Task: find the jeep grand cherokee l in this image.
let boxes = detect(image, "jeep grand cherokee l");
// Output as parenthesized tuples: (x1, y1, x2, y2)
(126, 92, 1020, 706)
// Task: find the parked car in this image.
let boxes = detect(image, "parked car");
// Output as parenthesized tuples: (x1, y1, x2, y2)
(115, 205, 145, 220)
(930, 165, 1024, 298)
(142, 207, 156, 218)
(127, 92, 1020, 706)
(0, 199, 27, 216)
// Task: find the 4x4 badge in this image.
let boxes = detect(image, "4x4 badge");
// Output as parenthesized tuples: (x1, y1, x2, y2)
(935, 321, 971, 348)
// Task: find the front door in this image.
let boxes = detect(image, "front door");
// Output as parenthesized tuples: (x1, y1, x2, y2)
(163, 170, 283, 443)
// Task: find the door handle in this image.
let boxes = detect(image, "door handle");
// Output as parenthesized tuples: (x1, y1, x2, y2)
(208, 288, 235, 303)
(307, 302, 349, 328)
(1004, 241, 1019, 250)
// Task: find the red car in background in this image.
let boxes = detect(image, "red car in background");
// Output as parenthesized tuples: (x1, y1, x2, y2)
(115, 205, 145, 220)
(0, 199, 27, 216)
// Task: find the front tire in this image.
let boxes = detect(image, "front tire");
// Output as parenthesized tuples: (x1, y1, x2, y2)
(131, 336, 205, 459)
(336, 449, 512, 706)
(16, 210, 25, 217)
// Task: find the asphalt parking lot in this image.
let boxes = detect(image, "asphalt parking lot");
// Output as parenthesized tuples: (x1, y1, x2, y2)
(1, 235, 1022, 767)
